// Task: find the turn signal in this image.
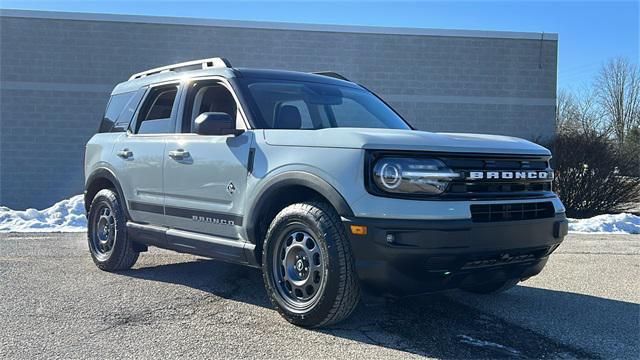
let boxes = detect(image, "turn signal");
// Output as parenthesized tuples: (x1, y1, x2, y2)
(350, 225, 368, 236)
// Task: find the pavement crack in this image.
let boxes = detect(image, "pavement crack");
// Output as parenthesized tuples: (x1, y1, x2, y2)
(559, 251, 638, 255)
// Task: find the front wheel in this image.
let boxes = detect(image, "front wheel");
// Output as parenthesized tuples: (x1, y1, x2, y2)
(262, 202, 360, 327)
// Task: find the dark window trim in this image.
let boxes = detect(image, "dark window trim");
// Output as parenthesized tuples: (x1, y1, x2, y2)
(98, 96, 113, 133)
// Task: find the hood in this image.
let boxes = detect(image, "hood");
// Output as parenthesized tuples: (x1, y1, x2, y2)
(263, 128, 550, 156)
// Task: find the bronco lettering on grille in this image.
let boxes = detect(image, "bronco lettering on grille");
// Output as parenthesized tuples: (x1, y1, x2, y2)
(466, 171, 552, 180)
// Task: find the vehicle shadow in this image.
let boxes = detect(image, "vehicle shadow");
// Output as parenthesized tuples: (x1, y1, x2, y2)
(120, 258, 636, 359)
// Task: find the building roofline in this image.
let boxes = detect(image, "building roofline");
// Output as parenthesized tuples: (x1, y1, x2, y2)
(0, 8, 558, 41)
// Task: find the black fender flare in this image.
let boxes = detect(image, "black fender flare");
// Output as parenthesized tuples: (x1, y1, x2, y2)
(245, 171, 354, 244)
(84, 168, 131, 220)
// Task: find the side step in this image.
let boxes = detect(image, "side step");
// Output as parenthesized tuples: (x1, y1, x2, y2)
(126, 222, 259, 267)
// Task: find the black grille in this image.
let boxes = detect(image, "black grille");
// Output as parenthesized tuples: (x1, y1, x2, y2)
(441, 155, 553, 199)
(443, 158, 548, 170)
(449, 182, 552, 194)
(470, 201, 555, 222)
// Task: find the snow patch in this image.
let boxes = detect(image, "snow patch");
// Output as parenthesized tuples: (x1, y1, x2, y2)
(0, 195, 87, 233)
(568, 213, 640, 234)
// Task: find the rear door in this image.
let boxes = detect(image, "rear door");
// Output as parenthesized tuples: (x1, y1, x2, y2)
(114, 82, 182, 226)
(162, 78, 253, 239)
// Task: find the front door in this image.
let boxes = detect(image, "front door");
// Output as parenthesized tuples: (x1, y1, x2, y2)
(115, 83, 181, 226)
(162, 79, 253, 239)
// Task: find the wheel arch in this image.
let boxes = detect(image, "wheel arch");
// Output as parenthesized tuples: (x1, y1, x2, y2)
(84, 168, 131, 220)
(245, 171, 353, 253)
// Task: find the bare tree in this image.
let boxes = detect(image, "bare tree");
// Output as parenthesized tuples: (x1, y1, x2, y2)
(595, 57, 640, 148)
(556, 87, 604, 137)
(552, 57, 640, 216)
(556, 89, 575, 133)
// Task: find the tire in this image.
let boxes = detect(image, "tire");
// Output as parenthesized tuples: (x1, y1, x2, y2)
(462, 278, 519, 295)
(87, 189, 139, 271)
(262, 201, 360, 327)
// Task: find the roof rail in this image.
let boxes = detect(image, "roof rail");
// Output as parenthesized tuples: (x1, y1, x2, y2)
(129, 57, 232, 80)
(312, 71, 350, 82)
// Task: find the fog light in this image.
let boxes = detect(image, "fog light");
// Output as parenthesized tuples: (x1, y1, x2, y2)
(386, 233, 395, 244)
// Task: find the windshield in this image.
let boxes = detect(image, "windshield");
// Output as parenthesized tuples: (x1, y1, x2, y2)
(238, 79, 411, 130)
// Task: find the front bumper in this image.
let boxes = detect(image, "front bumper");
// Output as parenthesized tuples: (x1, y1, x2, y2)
(343, 213, 568, 295)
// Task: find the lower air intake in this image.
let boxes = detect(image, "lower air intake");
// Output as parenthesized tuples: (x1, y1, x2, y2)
(470, 201, 555, 223)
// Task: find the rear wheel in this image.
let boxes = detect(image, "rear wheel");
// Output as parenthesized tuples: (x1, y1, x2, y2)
(463, 278, 519, 295)
(87, 189, 138, 271)
(262, 202, 360, 327)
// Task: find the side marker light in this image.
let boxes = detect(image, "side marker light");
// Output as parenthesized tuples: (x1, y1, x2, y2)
(350, 225, 368, 235)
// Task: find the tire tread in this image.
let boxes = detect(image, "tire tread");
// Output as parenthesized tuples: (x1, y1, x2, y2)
(87, 189, 138, 271)
(262, 201, 360, 327)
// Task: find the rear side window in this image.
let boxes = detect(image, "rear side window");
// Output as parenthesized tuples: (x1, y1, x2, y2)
(135, 85, 179, 134)
(112, 88, 146, 132)
(99, 92, 134, 133)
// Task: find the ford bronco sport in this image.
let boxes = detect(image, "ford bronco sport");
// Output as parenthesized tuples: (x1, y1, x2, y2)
(84, 57, 568, 327)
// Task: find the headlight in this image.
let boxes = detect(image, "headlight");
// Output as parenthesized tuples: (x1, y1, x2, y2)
(372, 157, 460, 195)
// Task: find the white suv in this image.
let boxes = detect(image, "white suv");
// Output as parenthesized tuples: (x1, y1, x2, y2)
(84, 57, 568, 327)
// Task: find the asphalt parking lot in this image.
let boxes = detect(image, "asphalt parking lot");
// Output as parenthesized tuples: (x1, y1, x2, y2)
(1, 233, 638, 359)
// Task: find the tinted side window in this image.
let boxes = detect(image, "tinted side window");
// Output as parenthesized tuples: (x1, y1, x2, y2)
(183, 82, 240, 133)
(135, 86, 178, 134)
(99, 92, 134, 133)
(112, 88, 146, 132)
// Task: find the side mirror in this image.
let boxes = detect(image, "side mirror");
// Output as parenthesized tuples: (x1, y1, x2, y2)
(194, 112, 243, 136)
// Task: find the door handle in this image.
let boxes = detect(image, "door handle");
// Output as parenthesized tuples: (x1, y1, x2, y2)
(117, 149, 133, 159)
(168, 149, 190, 160)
